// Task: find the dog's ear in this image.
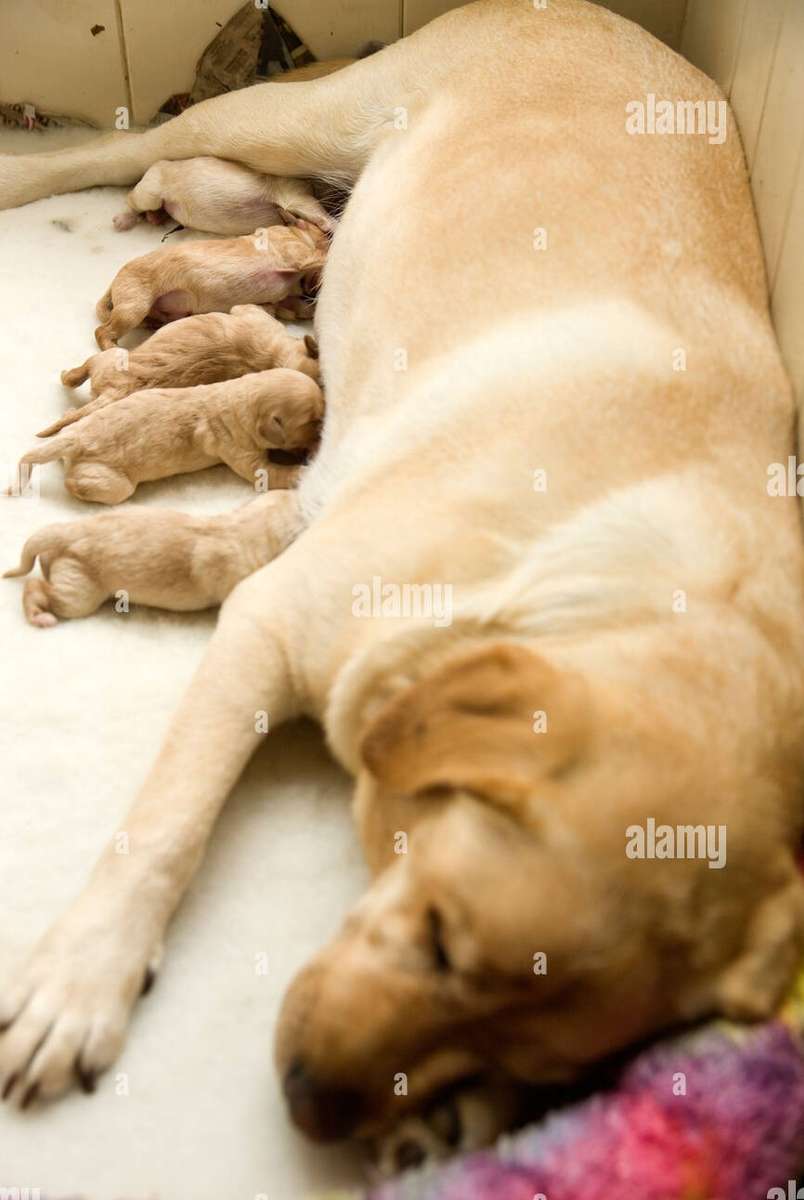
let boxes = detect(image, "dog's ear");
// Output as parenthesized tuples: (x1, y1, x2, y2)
(304, 334, 319, 359)
(360, 643, 590, 803)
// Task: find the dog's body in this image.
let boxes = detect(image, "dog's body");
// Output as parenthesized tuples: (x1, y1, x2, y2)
(4, 492, 302, 626)
(94, 222, 329, 348)
(2, 0, 804, 1163)
(18, 369, 322, 504)
(46, 305, 319, 436)
(112, 156, 334, 235)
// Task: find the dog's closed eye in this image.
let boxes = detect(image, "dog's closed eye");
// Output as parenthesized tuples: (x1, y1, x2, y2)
(427, 906, 451, 973)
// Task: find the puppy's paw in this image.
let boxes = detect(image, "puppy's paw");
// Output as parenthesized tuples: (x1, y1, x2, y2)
(0, 913, 162, 1106)
(369, 1077, 524, 1179)
(113, 209, 140, 232)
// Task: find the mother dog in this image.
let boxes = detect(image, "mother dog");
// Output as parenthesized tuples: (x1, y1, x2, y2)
(2, 0, 804, 1156)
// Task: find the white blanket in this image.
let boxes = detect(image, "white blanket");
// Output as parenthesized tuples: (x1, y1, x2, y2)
(0, 129, 365, 1200)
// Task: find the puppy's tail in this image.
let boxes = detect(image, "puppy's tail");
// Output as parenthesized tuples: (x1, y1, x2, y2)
(3, 527, 65, 578)
(61, 358, 91, 388)
(95, 287, 114, 322)
(37, 393, 114, 437)
(19, 438, 69, 469)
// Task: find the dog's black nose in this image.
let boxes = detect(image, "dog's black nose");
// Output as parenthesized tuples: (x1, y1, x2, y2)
(283, 1058, 364, 1142)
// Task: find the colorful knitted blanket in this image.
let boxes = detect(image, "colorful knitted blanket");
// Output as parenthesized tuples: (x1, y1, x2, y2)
(323, 967, 804, 1200)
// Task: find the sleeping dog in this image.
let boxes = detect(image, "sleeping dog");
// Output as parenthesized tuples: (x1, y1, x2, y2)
(1, 0, 804, 1167)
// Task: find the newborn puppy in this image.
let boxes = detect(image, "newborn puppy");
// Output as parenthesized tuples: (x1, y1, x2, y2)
(3, 490, 301, 627)
(19, 369, 323, 504)
(94, 222, 329, 349)
(113, 157, 334, 235)
(45, 307, 319, 436)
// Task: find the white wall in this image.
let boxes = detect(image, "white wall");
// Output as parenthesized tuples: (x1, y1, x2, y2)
(0, 0, 689, 127)
(681, 0, 804, 409)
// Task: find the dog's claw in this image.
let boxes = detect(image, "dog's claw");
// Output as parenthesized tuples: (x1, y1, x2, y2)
(140, 965, 156, 996)
(0, 918, 162, 1105)
(77, 1064, 97, 1094)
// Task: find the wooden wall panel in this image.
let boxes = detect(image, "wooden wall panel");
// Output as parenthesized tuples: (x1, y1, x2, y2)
(748, 0, 804, 287)
(0, 0, 129, 128)
(729, 0, 786, 167)
(120, 0, 246, 125)
(404, 0, 688, 48)
(680, 0, 749, 93)
(272, 0, 401, 59)
(773, 154, 804, 415)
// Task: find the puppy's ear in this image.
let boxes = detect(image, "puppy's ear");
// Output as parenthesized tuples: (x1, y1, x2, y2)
(304, 334, 319, 359)
(360, 643, 590, 803)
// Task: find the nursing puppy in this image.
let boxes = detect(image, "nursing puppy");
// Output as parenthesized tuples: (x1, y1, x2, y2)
(18, 369, 322, 503)
(1, 0, 804, 1172)
(3, 491, 302, 627)
(44, 307, 319, 436)
(94, 221, 328, 348)
(113, 157, 334, 235)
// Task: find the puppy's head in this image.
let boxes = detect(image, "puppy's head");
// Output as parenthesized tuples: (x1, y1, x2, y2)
(276, 642, 804, 1142)
(252, 373, 324, 450)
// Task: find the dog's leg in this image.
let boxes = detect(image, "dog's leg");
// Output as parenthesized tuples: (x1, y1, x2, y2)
(217, 447, 301, 490)
(370, 1077, 530, 1178)
(94, 292, 155, 349)
(0, 39, 424, 211)
(113, 163, 167, 230)
(64, 462, 135, 504)
(22, 560, 107, 626)
(21, 577, 59, 628)
(0, 560, 305, 1103)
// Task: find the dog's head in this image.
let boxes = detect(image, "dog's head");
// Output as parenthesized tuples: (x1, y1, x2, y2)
(276, 642, 804, 1142)
(252, 373, 324, 450)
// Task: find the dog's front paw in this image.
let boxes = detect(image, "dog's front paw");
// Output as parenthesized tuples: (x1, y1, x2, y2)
(0, 911, 161, 1107)
(369, 1077, 525, 1179)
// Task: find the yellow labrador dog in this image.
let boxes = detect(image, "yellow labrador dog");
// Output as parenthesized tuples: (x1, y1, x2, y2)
(2, 0, 804, 1162)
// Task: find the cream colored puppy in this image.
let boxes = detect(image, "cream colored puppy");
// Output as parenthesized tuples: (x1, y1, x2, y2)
(43, 306, 318, 436)
(18, 369, 322, 503)
(1, 0, 804, 1167)
(94, 221, 328, 348)
(113, 157, 334, 235)
(3, 492, 302, 627)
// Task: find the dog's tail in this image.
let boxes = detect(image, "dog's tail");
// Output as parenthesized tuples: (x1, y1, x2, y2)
(38, 393, 115, 438)
(61, 358, 91, 388)
(95, 287, 114, 323)
(18, 438, 69, 470)
(3, 526, 66, 578)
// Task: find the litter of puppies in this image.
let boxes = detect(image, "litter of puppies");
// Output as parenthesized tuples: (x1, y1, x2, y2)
(5, 161, 334, 625)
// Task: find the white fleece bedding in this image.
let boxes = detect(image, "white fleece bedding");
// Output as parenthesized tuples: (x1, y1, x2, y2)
(0, 129, 366, 1200)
